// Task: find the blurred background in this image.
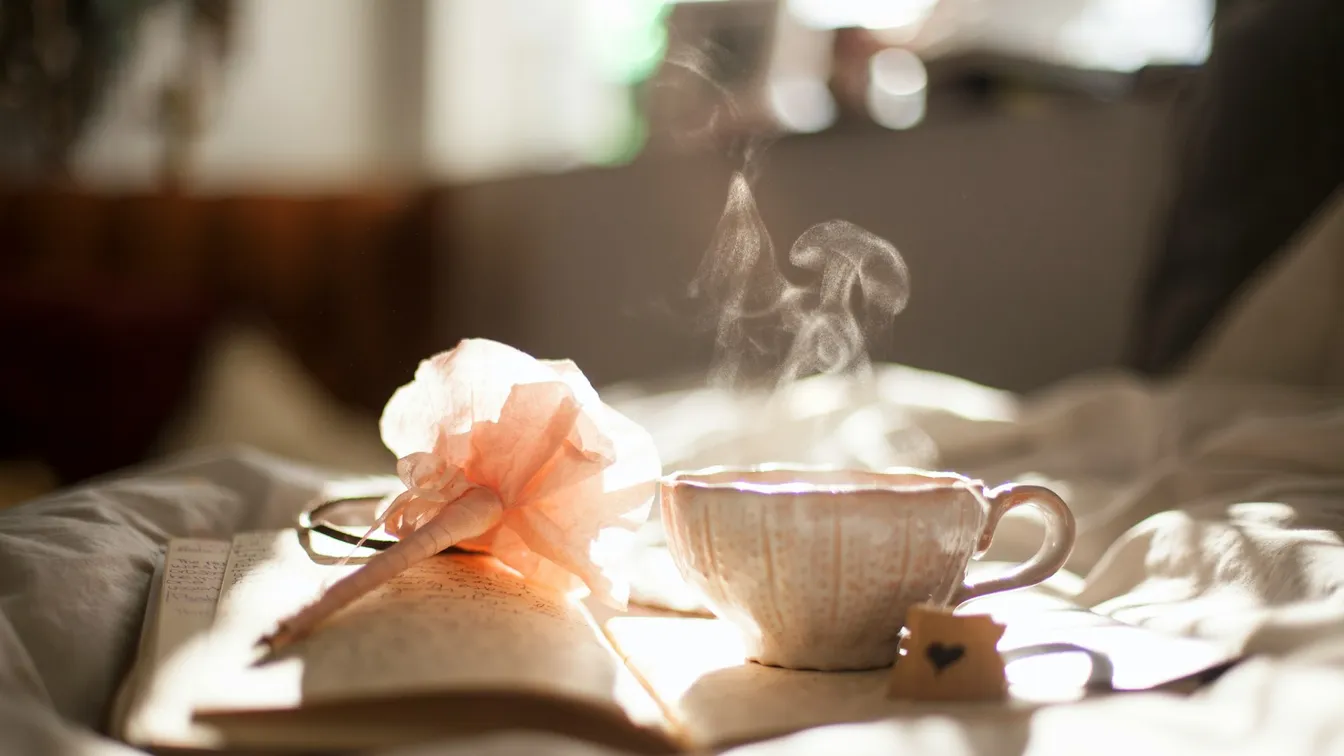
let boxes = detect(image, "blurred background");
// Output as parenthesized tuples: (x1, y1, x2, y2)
(0, 0, 1217, 498)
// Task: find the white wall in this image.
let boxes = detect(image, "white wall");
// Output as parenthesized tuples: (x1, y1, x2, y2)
(74, 0, 383, 192)
(439, 97, 1173, 392)
(72, 0, 651, 190)
(60, 1, 1175, 391)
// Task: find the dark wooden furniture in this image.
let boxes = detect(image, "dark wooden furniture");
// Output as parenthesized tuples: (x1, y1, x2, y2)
(0, 187, 440, 482)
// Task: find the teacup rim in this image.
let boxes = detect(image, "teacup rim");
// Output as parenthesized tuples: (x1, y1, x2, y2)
(660, 464, 986, 495)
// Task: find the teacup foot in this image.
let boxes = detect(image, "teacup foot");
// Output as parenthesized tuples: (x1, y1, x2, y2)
(749, 639, 902, 672)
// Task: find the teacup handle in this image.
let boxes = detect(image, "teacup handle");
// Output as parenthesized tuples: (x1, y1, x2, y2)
(954, 484, 1077, 604)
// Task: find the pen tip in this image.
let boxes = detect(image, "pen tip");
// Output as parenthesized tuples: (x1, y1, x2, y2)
(253, 629, 292, 666)
(258, 620, 301, 655)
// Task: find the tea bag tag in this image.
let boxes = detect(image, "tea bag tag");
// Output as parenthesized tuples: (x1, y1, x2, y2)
(887, 603, 1008, 702)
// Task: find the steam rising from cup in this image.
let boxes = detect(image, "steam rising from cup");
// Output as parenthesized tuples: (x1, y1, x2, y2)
(691, 173, 910, 389)
(665, 50, 911, 389)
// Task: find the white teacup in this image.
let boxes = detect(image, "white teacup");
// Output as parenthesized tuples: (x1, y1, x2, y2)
(660, 466, 1076, 671)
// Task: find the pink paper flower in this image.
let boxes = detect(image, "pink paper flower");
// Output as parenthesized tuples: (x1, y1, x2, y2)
(264, 339, 661, 649)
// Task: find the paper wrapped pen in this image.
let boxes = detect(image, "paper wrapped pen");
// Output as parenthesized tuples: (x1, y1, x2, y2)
(262, 339, 663, 650)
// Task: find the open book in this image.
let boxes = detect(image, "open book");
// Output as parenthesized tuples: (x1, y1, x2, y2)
(111, 529, 1244, 754)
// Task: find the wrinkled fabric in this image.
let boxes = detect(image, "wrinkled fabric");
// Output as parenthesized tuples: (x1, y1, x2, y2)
(377, 339, 662, 606)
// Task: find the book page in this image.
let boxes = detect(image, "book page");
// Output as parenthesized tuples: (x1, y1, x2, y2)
(154, 539, 233, 661)
(191, 530, 665, 736)
(118, 538, 232, 748)
(107, 556, 163, 740)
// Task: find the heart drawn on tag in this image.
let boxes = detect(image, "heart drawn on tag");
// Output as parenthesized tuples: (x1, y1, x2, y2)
(925, 642, 966, 673)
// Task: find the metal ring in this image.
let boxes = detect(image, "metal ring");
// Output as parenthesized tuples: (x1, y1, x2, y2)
(298, 493, 467, 554)
(298, 495, 401, 550)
